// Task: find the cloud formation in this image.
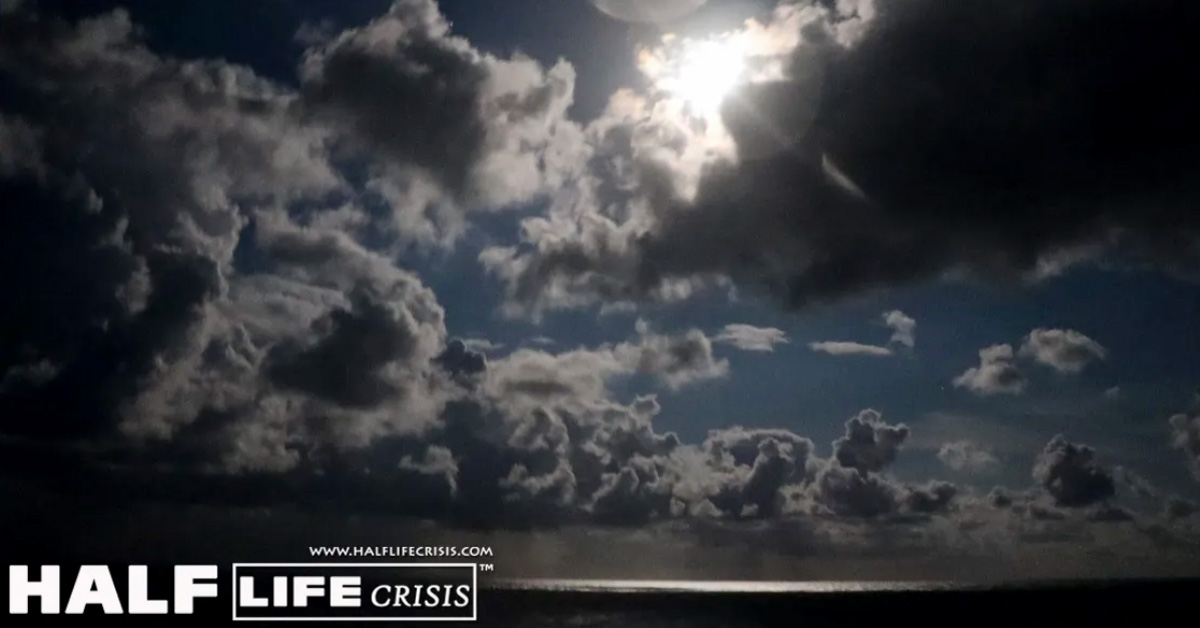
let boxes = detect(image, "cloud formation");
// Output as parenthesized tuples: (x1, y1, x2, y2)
(883, 310, 916, 349)
(938, 441, 999, 474)
(713, 324, 790, 352)
(1170, 414, 1200, 481)
(483, 0, 1200, 318)
(809, 341, 892, 357)
(832, 409, 909, 474)
(297, 0, 583, 244)
(1019, 328, 1107, 374)
(809, 309, 915, 358)
(2, 0, 1199, 579)
(1033, 436, 1116, 508)
(953, 344, 1026, 396)
(954, 328, 1108, 396)
(0, 0, 596, 457)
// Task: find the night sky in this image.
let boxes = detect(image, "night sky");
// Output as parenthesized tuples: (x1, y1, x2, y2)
(2, 0, 1200, 580)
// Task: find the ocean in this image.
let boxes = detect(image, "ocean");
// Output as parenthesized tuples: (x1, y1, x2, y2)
(476, 578, 1200, 627)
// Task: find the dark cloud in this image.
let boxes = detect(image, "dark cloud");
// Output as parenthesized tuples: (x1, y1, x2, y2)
(486, 0, 1200, 316)
(1165, 497, 1198, 520)
(1087, 505, 1135, 523)
(0, 0, 593, 464)
(3, 0, 1200, 577)
(0, 7, 345, 444)
(264, 285, 433, 409)
(811, 463, 901, 518)
(436, 339, 488, 380)
(1169, 414, 1200, 481)
(903, 481, 958, 515)
(832, 409, 909, 474)
(1032, 435, 1116, 508)
(297, 0, 583, 240)
(987, 487, 1015, 508)
(701, 426, 816, 518)
(792, 410, 958, 520)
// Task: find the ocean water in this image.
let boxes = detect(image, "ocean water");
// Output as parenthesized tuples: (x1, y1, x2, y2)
(476, 578, 1200, 627)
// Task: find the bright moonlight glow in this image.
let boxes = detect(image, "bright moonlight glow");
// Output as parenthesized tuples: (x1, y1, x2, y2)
(657, 39, 747, 116)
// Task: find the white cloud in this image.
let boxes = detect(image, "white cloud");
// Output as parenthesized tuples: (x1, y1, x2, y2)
(882, 310, 916, 348)
(713, 324, 789, 352)
(1019, 328, 1106, 374)
(953, 344, 1026, 396)
(954, 328, 1106, 397)
(809, 341, 893, 357)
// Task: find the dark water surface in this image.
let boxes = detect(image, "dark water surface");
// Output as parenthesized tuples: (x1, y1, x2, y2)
(478, 578, 1199, 627)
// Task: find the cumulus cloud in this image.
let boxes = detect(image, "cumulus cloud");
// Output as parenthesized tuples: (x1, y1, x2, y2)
(832, 409, 909, 474)
(953, 344, 1026, 396)
(1169, 414, 1200, 481)
(4, 0, 1200, 578)
(486, 324, 729, 402)
(954, 328, 1106, 396)
(482, 0, 1200, 319)
(883, 310, 916, 349)
(1019, 328, 1107, 374)
(620, 323, 730, 390)
(1032, 436, 1116, 508)
(809, 341, 892, 357)
(0, 1, 578, 470)
(297, 0, 583, 227)
(0, 9, 341, 445)
(713, 324, 789, 352)
(795, 411, 961, 520)
(937, 441, 999, 474)
(0, 3, 766, 526)
(973, 435, 1153, 538)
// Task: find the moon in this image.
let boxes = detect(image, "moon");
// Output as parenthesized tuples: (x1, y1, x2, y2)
(589, 0, 709, 24)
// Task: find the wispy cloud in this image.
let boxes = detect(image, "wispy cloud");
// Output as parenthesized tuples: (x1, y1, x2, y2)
(937, 440, 999, 473)
(714, 324, 790, 352)
(809, 341, 893, 357)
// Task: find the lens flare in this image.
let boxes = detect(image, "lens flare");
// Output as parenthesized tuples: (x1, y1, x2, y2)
(645, 36, 748, 120)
